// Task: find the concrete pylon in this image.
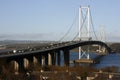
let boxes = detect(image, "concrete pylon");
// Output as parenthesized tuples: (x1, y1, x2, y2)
(57, 51, 61, 66)
(35, 54, 42, 66)
(63, 49, 70, 66)
(48, 53, 52, 65)
(24, 58, 29, 69)
(48, 52, 57, 65)
(17, 58, 25, 72)
(44, 53, 48, 65)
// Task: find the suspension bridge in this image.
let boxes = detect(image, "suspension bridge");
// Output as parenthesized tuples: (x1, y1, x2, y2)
(0, 6, 112, 72)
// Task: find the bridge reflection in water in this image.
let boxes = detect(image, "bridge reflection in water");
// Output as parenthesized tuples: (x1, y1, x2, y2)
(0, 41, 112, 72)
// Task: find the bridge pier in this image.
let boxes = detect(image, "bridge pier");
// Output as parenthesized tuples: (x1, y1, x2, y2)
(23, 58, 29, 69)
(48, 52, 56, 65)
(0, 58, 17, 73)
(33, 56, 37, 64)
(17, 58, 25, 72)
(35, 54, 42, 66)
(48, 53, 52, 65)
(98, 45, 107, 54)
(57, 51, 61, 66)
(13, 61, 19, 72)
(44, 53, 48, 65)
(63, 49, 70, 66)
(25, 56, 34, 70)
(51, 52, 56, 65)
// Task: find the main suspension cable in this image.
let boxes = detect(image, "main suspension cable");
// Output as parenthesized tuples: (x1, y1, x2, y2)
(90, 10, 98, 40)
(72, 10, 88, 41)
(58, 12, 78, 41)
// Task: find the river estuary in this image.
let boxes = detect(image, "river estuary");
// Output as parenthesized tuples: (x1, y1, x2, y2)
(64, 52, 120, 71)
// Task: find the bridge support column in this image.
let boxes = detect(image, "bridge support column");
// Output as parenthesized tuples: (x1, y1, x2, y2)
(33, 56, 37, 64)
(52, 52, 56, 65)
(48, 52, 56, 65)
(25, 56, 34, 69)
(44, 53, 48, 65)
(48, 53, 52, 65)
(24, 58, 29, 69)
(41, 55, 45, 66)
(35, 54, 42, 66)
(101, 46, 106, 54)
(17, 58, 25, 72)
(63, 50, 70, 66)
(98, 45, 106, 54)
(57, 51, 61, 66)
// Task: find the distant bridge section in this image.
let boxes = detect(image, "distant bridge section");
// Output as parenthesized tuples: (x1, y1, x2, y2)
(0, 41, 112, 58)
(0, 40, 112, 72)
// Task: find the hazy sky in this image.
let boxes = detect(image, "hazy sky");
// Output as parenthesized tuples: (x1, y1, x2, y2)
(0, 0, 120, 42)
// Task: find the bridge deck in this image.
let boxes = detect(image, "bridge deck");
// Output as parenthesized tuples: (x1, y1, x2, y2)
(0, 41, 111, 58)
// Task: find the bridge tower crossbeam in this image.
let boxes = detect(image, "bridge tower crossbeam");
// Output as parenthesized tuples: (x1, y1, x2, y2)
(78, 6, 91, 60)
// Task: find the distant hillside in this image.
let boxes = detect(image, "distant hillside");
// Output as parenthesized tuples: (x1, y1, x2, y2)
(109, 43, 120, 53)
(0, 40, 58, 45)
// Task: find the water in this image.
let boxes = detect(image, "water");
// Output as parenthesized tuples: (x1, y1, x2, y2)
(60, 52, 98, 66)
(94, 53, 120, 69)
(69, 52, 120, 70)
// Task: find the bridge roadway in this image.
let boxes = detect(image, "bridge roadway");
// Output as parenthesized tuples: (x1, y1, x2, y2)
(0, 40, 112, 72)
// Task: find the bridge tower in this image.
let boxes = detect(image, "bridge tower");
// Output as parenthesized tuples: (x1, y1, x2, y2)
(79, 6, 91, 41)
(78, 6, 91, 60)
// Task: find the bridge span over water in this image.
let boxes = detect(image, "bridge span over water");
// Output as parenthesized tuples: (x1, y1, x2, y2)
(0, 40, 112, 72)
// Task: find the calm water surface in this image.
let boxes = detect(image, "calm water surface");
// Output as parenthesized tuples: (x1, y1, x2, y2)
(69, 52, 120, 70)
